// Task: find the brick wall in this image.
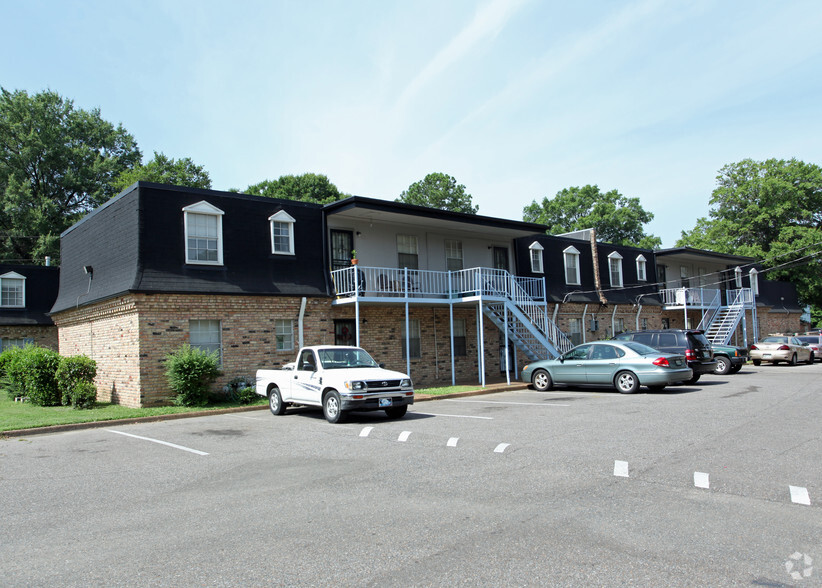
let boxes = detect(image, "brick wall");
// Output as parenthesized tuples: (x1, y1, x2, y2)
(0, 325, 58, 351)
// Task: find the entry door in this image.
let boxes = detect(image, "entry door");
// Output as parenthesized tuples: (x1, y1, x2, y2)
(493, 247, 509, 271)
(331, 230, 354, 270)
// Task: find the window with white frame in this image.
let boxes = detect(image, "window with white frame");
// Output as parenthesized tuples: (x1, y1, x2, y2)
(452, 318, 467, 356)
(275, 319, 294, 351)
(608, 252, 623, 287)
(564, 246, 580, 285)
(190, 319, 221, 363)
(183, 201, 224, 265)
(734, 266, 742, 288)
(568, 318, 583, 346)
(749, 268, 759, 295)
(614, 317, 625, 334)
(640, 318, 648, 331)
(269, 210, 295, 255)
(529, 242, 544, 273)
(0, 272, 26, 307)
(636, 255, 647, 282)
(401, 318, 421, 358)
(397, 235, 419, 269)
(445, 240, 463, 271)
(0, 337, 33, 351)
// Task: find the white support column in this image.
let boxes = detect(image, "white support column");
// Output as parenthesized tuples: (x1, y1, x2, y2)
(449, 272, 456, 386)
(404, 268, 411, 376)
(504, 303, 510, 385)
(478, 300, 486, 387)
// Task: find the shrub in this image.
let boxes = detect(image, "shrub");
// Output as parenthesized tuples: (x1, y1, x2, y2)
(165, 345, 221, 407)
(0, 346, 27, 400)
(6, 345, 61, 406)
(56, 355, 98, 408)
(222, 376, 257, 404)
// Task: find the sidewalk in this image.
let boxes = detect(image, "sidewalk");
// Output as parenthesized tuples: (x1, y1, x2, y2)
(1, 380, 529, 438)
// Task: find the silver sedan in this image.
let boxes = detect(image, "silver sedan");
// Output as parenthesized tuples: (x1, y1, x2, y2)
(750, 336, 814, 365)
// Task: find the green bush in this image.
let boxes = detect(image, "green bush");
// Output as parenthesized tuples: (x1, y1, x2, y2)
(165, 345, 221, 407)
(5, 345, 61, 406)
(0, 346, 27, 400)
(69, 380, 97, 409)
(56, 355, 98, 408)
(222, 376, 257, 404)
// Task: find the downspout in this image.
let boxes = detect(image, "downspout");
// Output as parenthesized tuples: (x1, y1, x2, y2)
(590, 229, 608, 305)
(581, 304, 589, 343)
(635, 303, 642, 330)
(611, 305, 618, 336)
(298, 297, 307, 349)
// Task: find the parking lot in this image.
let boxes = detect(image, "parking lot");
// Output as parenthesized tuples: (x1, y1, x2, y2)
(2, 364, 820, 586)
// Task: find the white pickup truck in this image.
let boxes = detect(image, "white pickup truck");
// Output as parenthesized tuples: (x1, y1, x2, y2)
(255, 346, 414, 423)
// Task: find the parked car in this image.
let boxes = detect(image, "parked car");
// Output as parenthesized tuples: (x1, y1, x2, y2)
(612, 329, 717, 384)
(796, 335, 822, 362)
(711, 344, 749, 375)
(521, 340, 693, 394)
(749, 336, 814, 366)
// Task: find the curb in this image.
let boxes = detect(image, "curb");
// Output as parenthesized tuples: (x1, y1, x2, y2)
(1, 382, 529, 438)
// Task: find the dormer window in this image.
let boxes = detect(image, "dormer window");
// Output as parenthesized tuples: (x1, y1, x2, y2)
(183, 201, 224, 265)
(636, 255, 647, 281)
(563, 246, 580, 285)
(529, 242, 544, 273)
(608, 252, 623, 287)
(269, 210, 296, 255)
(0, 272, 25, 308)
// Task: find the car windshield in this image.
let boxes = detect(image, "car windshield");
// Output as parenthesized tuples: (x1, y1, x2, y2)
(762, 337, 788, 344)
(318, 348, 379, 369)
(622, 341, 662, 355)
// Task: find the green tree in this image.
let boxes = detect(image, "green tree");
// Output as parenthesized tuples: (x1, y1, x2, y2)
(677, 158, 822, 308)
(0, 88, 141, 263)
(397, 173, 478, 214)
(523, 185, 661, 249)
(244, 173, 344, 204)
(111, 151, 211, 193)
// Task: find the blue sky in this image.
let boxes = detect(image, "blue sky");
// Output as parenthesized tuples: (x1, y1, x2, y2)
(4, 0, 822, 247)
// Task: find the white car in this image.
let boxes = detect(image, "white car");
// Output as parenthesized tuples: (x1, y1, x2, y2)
(750, 336, 814, 366)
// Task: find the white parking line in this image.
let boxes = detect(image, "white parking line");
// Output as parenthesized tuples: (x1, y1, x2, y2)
(694, 472, 710, 489)
(790, 485, 811, 505)
(413, 412, 493, 420)
(398, 431, 412, 442)
(359, 427, 374, 437)
(614, 460, 630, 477)
(107, 430, 209, 456)
(444, 399, 570, 407)
(494, 443, 510, 453)
(447, 437, 459, 447)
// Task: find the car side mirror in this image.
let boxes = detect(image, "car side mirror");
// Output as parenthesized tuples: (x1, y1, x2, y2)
(379, 362, 385, 368)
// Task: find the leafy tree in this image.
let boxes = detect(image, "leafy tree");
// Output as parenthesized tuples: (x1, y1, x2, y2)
(677, 158, 822, 308)
(111, 151, 211, 193)
(397, 173, 478, 214)
(244, 173, 344, 204)
(0, 88, 141, 263)
(523, 185, 661, 249)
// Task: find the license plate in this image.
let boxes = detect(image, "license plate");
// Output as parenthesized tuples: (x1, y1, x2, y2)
(379, 398, 393, 407)
(763, 354, 771, 358)
(674, 359, 683, 366)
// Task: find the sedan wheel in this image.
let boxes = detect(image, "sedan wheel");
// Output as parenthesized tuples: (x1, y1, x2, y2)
(807, 353, 814, 365)
(789, 353, 798, 366)
(752, 359, 762, 366)
(532, 369, 553, 391)
(714, 356, 731, 375)
(615, 371, 639, 394)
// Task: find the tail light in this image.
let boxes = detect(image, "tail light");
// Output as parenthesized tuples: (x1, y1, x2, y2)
(685, 349, 697, 360)
(652, 357, 670, 367)
(777, 345, 791, 351)
(750, 344, 759, 350)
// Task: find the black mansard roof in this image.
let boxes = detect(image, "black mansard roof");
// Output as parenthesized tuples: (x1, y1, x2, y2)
(0, 264, 59, 325)
(51, 183, 330, 314)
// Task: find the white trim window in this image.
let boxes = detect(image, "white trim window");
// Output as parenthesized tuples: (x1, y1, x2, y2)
(0, 272, 26, 308)
(183, 201, 224, 265)
(563, 246, 580, 285)
(402, 318, 421, 358)
(749, 268, 759, 295)
(190, 319, 222, 363)
(269, 210, 296, 255)
(275, 319, 294, 351)
(445, 239, 463, 271)
(397, 235, 419, 269)
(529, 242, 544, 274)
(452, 318, 467, 356)
(636, 255, 647, 282)
(0, 337, 33, 351)
(608, 252, 623, 287)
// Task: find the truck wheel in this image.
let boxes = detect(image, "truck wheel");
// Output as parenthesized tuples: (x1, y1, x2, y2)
(714, 356, 731, 375)
(532, 369, 553, 391)
(268, 386, 286, 415)
(385, 405, 408, 419)
(323, 390, 344, 423)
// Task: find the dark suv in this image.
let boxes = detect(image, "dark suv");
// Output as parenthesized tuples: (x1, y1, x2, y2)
(612, 329, 717, 384)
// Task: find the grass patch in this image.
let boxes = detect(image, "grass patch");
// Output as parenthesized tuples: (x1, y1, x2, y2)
(0, 394, 266, 433)
(415, 385, 479, 396)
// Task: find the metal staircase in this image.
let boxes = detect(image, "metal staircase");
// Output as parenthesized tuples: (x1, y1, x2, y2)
(483, 300, 573, 361)
(701, 290, 749, 345)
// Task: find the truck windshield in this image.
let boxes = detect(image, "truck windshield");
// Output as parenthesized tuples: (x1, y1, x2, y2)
(318, 348, 380, 369)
